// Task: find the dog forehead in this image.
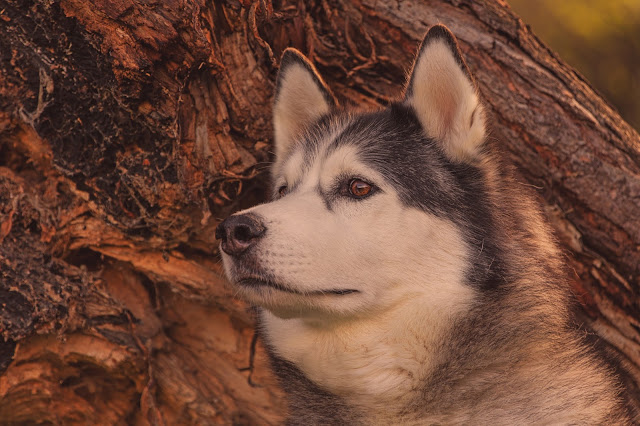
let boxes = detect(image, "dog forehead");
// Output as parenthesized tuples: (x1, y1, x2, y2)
(281, 148, 305, 182)
(309, 112, 385, 160)
(283, 142, 372, 192)
(277, 117, 353, 181)
(276, 115, 344, 177)
(277, 104, 449, 192)
(313, 144, 369, 186)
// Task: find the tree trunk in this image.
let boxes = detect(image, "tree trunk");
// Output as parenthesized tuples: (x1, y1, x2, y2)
(1, 0, 638, 423)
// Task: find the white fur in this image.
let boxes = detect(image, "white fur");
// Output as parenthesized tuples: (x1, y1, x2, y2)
(259, 209, 474, 407)
(406, 40, 486, 162)
(224, 144, 475, 411)
(219, 28, 630, 425)
(273, 62, 331, 168)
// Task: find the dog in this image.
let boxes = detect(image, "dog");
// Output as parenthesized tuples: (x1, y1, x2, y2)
(216, 24, 631, 424)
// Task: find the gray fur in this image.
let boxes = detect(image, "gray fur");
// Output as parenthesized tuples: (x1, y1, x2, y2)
(219, 24, 634, 424)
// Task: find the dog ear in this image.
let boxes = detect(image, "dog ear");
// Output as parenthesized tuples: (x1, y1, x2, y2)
(404, 25, 486, 162)
(273, 48, 336, 161)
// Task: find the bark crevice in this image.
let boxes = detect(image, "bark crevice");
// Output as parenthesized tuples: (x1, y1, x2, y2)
(1, 0, 638, 422)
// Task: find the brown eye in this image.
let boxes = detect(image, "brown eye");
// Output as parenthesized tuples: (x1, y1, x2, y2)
(278, 185, 288, 197)
(349, 179, 372, 197)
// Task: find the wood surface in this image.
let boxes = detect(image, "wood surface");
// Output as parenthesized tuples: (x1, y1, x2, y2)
(1, 0, 638, 423)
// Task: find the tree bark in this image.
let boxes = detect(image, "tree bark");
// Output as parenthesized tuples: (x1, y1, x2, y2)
(0, 0, 638, 423)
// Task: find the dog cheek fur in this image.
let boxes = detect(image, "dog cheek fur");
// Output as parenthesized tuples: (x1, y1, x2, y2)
(219, 24, 634, 424)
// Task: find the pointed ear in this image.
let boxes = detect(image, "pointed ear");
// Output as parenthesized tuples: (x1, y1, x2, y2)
(273, 48, 336, 162)
(405, 25, 486, 162)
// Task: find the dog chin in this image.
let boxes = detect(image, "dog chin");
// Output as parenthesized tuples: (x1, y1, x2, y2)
(229, 275, 362, 318)
(233, 284, 329, 319)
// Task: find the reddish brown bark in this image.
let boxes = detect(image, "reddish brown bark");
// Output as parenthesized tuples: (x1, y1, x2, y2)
(1, 0, 638, 423)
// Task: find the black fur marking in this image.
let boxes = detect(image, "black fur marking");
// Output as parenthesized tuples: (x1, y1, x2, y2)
(260, 325, 358, 424)
(316, 184, 334, 212)
(295, 104, 506, 291)
(273, 26, 501, 290)
(261, 26, 632, 425)
(299, 112, 338, 167)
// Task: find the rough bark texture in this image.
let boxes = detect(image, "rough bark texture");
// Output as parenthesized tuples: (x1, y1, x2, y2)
(0, 0, 638, 423)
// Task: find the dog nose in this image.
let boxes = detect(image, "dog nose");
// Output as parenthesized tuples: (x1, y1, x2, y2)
(215, 214, 266, 256)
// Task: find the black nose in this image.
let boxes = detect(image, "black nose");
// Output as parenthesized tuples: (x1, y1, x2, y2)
(215, 214, 266, 256)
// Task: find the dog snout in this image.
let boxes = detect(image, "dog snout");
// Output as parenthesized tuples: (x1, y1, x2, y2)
(215, 214, 266, 256)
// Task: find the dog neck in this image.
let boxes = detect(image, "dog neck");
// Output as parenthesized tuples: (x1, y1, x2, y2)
(260, 294, 461, 411)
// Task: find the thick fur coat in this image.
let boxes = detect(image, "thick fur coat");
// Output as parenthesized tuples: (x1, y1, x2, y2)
(217, 25, 632, 424)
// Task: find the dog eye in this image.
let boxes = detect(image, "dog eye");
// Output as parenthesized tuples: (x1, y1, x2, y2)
(277, 185, 288, 197)
(349, 179, 373, 198)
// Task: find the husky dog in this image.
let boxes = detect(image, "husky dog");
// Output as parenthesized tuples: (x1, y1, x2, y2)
(216, 25, 631, 424)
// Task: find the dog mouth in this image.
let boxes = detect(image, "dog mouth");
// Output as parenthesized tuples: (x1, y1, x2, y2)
(237, 277, 359, 296)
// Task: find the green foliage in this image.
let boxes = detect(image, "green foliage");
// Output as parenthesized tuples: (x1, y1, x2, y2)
(509, 0, 640, 130)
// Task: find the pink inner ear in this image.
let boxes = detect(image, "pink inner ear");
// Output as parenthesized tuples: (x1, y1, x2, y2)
(440, 91, 456, 134)
(405, 39, 485, 161)
(420, 69, 463, 139)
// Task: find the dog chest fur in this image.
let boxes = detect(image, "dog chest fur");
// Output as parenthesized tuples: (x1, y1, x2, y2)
(217, 24, 633, 424)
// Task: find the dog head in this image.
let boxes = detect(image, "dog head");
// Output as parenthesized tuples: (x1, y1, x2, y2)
(217, 25, 499, 320)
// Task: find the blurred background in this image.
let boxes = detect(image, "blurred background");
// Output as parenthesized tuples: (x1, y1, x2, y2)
(509, 0, 640, 131)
